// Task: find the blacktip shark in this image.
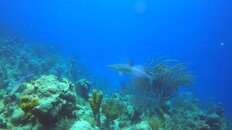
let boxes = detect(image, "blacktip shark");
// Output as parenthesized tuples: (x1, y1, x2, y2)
(107, 63, 155, 85)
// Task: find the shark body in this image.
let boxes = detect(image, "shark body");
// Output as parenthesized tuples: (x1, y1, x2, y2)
(107, 63, 150, 78)
(108, 63, 157, 86)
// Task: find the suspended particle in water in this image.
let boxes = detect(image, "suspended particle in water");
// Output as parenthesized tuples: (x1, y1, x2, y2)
(220, 42, 224, 46)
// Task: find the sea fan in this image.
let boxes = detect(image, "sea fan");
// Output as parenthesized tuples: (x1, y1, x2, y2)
(144, 58, 194, 108)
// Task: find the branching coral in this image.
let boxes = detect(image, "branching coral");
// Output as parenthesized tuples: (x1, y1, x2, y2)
(102, 98, 126, 129)
(88, 89, 103, 127)
(102, 98, 126, 122)
(147, 117, 164, 130)
(144, 58, 193, 108)
(122, 57, 194, 114)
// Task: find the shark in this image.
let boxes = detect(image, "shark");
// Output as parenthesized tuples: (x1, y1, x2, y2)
(107, 63, 155, 85)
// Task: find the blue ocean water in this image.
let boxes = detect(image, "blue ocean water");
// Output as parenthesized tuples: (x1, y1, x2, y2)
(0, 0, 231, 116)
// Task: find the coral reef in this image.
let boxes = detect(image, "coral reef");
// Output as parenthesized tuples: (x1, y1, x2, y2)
(145, 58, 193, 106)
(159, 93, 229, 130)
(0, 35, 92, 92)
(20, 95, 39, 118)
(0, 35, 231, 130)
(76, 79, 91, 99)
(147, 117, 163, 130)
(0, 71, 230, 130)
(0, 75, 80, 129)
(102, 98, 127, 125)
(102, 98, 127, 129)
(55, 116, 74, 130)
(122, 58, 193, 115)
(88, 89, 103, 127)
